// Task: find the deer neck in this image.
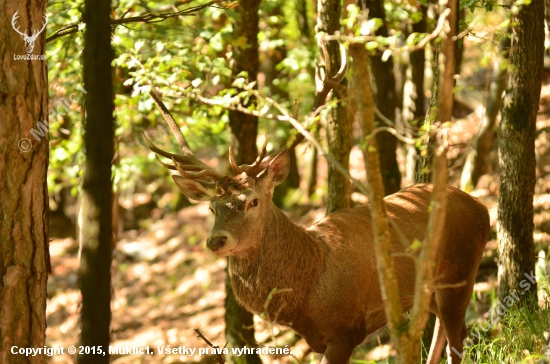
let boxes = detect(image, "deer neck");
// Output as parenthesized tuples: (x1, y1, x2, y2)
(228, 204, 324, 322)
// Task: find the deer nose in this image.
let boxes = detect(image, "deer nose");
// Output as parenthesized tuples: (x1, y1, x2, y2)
(207, 235, 227, 252)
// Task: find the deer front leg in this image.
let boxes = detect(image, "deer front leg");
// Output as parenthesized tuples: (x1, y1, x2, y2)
(320, 340, 355, 364)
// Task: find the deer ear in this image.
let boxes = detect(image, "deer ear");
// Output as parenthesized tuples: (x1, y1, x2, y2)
(260, 149, 290, 190)
(172, 175, 215, 201)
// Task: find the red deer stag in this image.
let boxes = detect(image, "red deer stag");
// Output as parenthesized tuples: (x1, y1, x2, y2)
(146, 36, 486, 361)
(145, 97, 489, 364)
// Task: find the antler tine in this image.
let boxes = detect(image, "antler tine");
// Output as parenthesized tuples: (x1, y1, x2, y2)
(228, 135, 273, 177)
(245, 134, 269, 177)
(12, 11, 27, 37)
(145, 91, 221, 181)
(173, 160, 222, 180)
(154, 154, 205, 172)
(313, 40, 348, 112)
(154, 154, 176, 170)
(255, 134, 268, 165)
(228, 146, 244, 174)
(149, 90, 193, 155)
(31, 15, 48, 39)
(288, 40, 348, 151)
(144, 132, 208, 168)
(40, 15, 48, 32)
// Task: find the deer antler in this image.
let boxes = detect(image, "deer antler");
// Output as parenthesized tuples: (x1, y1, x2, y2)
(288, 39, 348, 150)
(11, 11, 29, 39)
(144, 91, 222, 181)
(149, 41, 347, 181)
(228, 134, 270, 177)
(30, 14, 49, 40)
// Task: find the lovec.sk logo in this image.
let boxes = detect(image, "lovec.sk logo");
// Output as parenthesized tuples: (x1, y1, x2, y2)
(12, 10, 48, 61)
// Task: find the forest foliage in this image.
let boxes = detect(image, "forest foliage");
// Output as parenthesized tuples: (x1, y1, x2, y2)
(44, 0, 513, 207)
(31, 0, 550, 362)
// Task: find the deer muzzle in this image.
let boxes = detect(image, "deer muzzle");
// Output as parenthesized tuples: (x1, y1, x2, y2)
(207, 235, 227, 252)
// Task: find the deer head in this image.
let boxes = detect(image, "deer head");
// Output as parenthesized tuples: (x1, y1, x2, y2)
(12, 11, 48, 54)
(178, 141, 290, 257)
(145, 92, 290, 257)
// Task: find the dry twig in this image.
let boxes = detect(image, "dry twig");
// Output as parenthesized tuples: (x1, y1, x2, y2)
(194, 328, 226, 364)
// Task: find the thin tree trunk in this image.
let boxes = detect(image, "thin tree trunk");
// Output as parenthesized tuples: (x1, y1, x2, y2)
(228, 0, 261, 164)
(367, 0, 402, 195)
(497, 0, 544, 300)
(546, 0, 550, 55)
(407, 6, 427, 186)
(307, 146, 318, 197)
(296, 0, 311, 42)
(349, 42, 406, 357)
(460, 36, 510, 191)
(416, 48, 440, 183)
(261, 0, 300, 206)
(317, 0, 352, 214)
(78, 0, 114, 363)
(226, 1, 263, 362)
(411, 6, 427, 124)
(0, 2, 49, 363)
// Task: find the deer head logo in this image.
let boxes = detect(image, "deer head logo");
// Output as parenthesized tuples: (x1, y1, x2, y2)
(11, 11, 48, 54)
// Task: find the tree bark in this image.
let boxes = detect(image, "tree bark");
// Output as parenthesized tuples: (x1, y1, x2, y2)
(307, 146, 318, 197)
(78, 0, 114, 363)
(455, 7, 465, 75)
(228, 0, 261, 165)
(349, 42, 406, 359)
(226, 1, 262, 363)
(351, 0, 455, 360)
(410, 6, 427, 124)
(0, 2, 49, 363)
(367, 0, 402, 195)
(497, 0, 544, 300)
(460, 36, 510, 191)
(416, 48, 440, 183)
(317, 0, 352, 214)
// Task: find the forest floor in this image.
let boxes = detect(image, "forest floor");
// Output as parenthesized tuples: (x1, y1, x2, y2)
(45, 83, 550, 364)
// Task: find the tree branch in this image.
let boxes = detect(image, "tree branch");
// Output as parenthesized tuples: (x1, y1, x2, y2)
(194, 328, 225, 364)
(46, 0, 236, 43)
(323, 8, 450, 55)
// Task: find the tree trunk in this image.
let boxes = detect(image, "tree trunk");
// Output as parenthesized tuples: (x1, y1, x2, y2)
(296, 0, 311, 42)
(226, 1, 262, 363)
(349, 39, 405, 345)
(455, 7, 465, 75)
(460, 36, 510, 191)
(260, 0, 300, 207)
(316, 0, 352, 214)
(78, 0, 114, 363)
(410, 6, 427, 124)
(497, 0, 544, 300)
(0, 2, 49, 363)
(367, 0, 402, 195)
(228, 0, 261, 165)
(416, 48, 439, 183)
(403, 6, 427, 186)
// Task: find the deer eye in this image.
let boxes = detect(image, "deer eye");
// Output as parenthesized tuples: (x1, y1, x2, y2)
(248, 199, 259, 209)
